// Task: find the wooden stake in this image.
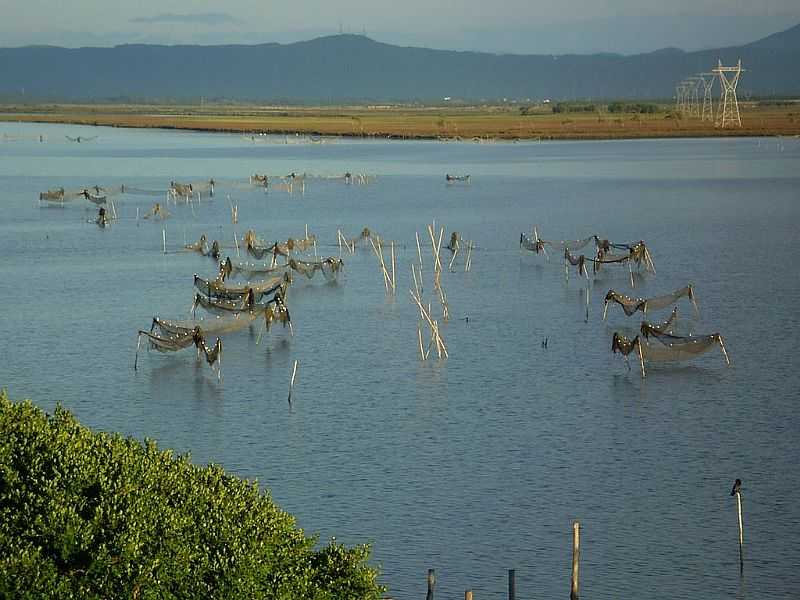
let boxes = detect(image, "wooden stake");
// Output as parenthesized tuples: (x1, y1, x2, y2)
(391, 241, 397, 292)
(508, 569, 516, 600)
(418, 326, 426, 360)
(719, 335, 731, 365)
(233, 232, 240, 258)
(570, 521, 580, 600)
(162, 228, 166, 254)
(288, 359, 299, 404)
(416, 231, 423, 266)
(602, 300, 609, 321)
(465, 241, 473, 272)
(426, 569, 435, 600)
(736, 489, 744, 573)
(638, 338, 646, 378)
(465, 591, 473, 600)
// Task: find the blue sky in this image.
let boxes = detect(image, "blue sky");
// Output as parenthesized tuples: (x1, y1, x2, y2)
(1, 0, 798, 54)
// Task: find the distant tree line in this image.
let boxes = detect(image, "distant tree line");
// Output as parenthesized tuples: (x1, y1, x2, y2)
(520, 101, 661, 115)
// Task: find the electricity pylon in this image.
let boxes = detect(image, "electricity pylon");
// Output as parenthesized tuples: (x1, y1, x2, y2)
(713, 60, 745, 128)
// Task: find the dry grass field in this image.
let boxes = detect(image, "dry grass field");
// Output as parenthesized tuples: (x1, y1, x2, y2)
(2, 102, 799, 140)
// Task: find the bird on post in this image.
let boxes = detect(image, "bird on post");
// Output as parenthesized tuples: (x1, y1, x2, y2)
(731, 478, 742, 496)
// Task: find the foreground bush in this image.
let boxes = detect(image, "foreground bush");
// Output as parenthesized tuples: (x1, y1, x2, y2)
(0, 391, 383, 599)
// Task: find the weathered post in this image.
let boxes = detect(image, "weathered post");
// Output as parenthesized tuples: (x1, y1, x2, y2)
(571, 521, 580, 600)
(508, 569, 516, 600)
(731, 479, 744, 572)
(465, 591, 473, 600)
(426, 569, 436, 600)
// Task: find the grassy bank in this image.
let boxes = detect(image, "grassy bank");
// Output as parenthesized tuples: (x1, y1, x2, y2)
(2, 102, 799, 140)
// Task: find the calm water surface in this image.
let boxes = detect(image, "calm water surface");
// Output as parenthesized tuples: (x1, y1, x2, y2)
(1, 123, 799, 599)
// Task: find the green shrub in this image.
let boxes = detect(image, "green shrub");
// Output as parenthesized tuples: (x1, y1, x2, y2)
(552, 102, 596, 114)
(607, 102, 659, 114)
(0, 391, 384, 599)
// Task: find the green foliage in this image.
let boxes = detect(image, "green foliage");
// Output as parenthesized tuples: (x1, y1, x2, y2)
(0, 391, 384, 599)
(607, 102, 658, 114)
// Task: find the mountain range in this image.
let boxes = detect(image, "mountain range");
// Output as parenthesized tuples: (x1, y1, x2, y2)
(1, 23, 798, 103)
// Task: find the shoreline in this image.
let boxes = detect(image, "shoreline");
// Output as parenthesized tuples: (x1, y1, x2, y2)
(2, 103, 799, 141)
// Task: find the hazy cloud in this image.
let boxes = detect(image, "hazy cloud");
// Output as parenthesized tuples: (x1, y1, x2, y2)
(130, 13, 243, 25)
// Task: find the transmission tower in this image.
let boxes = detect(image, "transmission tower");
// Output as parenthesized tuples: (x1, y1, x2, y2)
(713, 59, 745, 128)
(685, 77, 701, 117)
(697, 72, 716, 122)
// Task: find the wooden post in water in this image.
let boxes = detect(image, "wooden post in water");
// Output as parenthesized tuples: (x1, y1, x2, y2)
(570, 521, 580, 600)
(465, 591, 473, 600)
(426, 569, 435, 600)
(162, 228, 166, 254)
(287, 359, 299, 405)
(732, 478, 744, 573)
(508, 569, 516, 600)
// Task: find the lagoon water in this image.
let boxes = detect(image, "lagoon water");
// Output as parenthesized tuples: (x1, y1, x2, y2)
(1, 123, 799, 599)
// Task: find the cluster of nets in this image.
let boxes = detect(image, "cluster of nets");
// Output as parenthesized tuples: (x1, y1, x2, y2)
(611, 311, 729, 375)
(40, 180, 215, 203)
(521, 230, 656, 276)
(603, 285, 698, 319)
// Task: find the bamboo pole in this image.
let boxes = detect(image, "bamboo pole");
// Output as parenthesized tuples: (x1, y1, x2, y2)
(508, 569, 516, 600)
(602, 300, 609, 321)
(162, 228, 166, 254)
(418, 326, 426, 360)
(390, 241, 397, 292)
(570, 521, 580, 600)
(287, 359, 299, 404)
(719, 335, 731, 365)
(369, 237, 391, 292)
(426, 569, 435, 600)
(736, 489, 744, 572)
(638, 338, 646, 378)
(416, 231, 423, 267)
(465, 591, 473, 600)
(449, 246, 459, 271)
(233, 233, 240, 258)
(465, 241, 473, 272)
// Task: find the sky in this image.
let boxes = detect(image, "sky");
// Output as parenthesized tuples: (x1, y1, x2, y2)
(0, 0, 798, 55)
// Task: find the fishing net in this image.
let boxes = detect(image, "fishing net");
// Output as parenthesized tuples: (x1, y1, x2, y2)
(39, 188, 84, 202)
(287, 257, 344, 281)
(151, 314, 258, 338)
(193, 272, 291, 302)
(119, 185, 165, 197)
(604, 285, 696, 318)
(142, 203, 170, 220)
(185, 235, 210, 255)
(520, 232, 548, 255)
(134, 327, 222, 372)
(243, 230, 317, 260)
(611, 324, 729, 375)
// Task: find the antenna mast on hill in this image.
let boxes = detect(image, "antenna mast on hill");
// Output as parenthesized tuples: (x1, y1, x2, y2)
(713, 59, 745, 128)
(697, 72, 716, 121)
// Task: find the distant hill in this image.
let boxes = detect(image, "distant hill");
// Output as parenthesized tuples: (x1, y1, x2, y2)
(1, 24, 799, 103)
